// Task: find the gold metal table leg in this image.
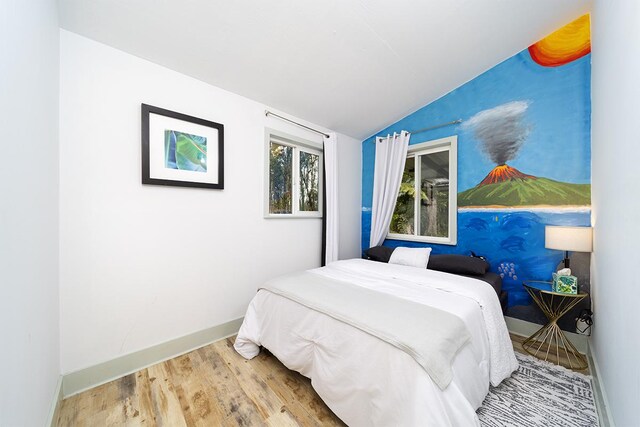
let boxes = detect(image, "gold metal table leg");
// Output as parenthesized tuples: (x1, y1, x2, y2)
(521, 288, 588, 370)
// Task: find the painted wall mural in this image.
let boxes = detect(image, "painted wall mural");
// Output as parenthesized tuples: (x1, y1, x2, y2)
(361, 15, 591, 328)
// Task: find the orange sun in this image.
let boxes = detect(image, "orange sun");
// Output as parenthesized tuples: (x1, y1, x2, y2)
(529, 14, 591, 67)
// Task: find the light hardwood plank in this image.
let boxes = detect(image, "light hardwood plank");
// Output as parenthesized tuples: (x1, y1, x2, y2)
(213, 338, 289, 420)
(146, 362, 189, 427)
(196, 344, 267, 426)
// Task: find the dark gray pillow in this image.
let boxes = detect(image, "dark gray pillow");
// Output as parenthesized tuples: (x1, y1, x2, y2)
(365, 246, 395, 263)
(427, 254, 489, 276)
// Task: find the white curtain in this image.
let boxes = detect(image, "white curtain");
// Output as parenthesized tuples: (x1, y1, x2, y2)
(324, 132, 339, 264)
(369, 131, 410, 248)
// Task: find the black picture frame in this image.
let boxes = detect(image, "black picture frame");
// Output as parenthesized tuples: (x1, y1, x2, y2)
(141, 103, 224, 189)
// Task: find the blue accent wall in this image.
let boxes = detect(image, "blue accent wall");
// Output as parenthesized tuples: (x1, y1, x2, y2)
(361, 26, 591, 325)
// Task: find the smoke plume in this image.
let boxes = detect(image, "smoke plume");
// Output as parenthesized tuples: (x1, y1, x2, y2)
(463, 101, 531, 165)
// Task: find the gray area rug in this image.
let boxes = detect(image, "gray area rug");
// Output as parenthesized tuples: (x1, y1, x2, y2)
(478, 352, 598, 426)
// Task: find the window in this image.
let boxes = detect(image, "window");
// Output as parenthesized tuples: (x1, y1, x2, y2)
(388, 136, 457, 244)
(265, 129, 323, 218)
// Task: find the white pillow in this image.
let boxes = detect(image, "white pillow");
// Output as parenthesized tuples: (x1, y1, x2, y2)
(388, 247, 432, 268)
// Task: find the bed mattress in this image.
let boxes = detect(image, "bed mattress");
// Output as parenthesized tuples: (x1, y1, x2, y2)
(235, 259, 517, 426)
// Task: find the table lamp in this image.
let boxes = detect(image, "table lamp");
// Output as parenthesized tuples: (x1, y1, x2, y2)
(544, 226, 593, 268)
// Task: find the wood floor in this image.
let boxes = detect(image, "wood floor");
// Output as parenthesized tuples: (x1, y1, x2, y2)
(57, 337, 345, 426)
(57, 334, 587, 426)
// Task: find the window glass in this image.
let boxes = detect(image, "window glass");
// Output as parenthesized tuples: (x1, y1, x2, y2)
(419, 151, 449, 237)
(387, 136, 457, 244)
(390, 156, 415, 235)
(269, 142, 293, 214)
(266, 131, 323, 218)
(299, 151, 320, 212)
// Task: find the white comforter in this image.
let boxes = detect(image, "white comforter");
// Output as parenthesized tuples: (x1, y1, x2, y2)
(235, 259, 518, 426)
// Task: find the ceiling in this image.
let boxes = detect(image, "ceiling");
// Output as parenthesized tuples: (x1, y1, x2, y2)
(58, 0, 591, 139)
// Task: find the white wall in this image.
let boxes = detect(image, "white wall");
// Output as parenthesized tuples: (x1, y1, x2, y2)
(0, 1, 60, 425)
(591, 2, 640, 425)
(59, 30, 361, 373)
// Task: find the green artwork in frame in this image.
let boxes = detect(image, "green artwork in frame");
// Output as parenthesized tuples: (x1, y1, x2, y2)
(164, 130, 207, 173)
(141, 103, 224, 190)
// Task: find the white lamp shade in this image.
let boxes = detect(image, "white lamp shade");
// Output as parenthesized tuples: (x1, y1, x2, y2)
(545, 226, 593, 253)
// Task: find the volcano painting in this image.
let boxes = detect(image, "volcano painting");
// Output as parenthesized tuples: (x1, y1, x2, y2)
(478, 164, 535, 185)
(458, 164, 591, 207)
(457, 101, 590, 208)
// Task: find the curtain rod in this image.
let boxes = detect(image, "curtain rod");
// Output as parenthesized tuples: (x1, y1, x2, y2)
(374, 119, 462, 141)
(265, 110, 330, 138)
(410, 119, 462, 134)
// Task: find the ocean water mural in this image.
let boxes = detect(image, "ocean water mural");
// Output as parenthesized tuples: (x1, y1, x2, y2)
(361, 15, 592, 328)
(164, 130, 207, 172)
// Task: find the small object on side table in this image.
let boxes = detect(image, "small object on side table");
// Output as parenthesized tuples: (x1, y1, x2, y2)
(522, 281, 588, 370)
(552, 272, 578, 294)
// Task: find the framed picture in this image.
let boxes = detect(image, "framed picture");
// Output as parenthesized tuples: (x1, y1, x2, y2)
(141, 104, 224, 189)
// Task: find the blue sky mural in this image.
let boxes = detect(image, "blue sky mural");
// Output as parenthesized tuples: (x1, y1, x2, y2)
(361, 15, 592, 327)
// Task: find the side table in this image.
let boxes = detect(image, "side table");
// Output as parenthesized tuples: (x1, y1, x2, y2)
(521, 281, 588, 370)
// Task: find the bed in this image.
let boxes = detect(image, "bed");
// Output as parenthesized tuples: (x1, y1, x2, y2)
(234, 258, 518, 426)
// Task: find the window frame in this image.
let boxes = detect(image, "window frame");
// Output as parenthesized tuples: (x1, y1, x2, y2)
(387, 135, 458, 245)
(264, 128, 323, 219)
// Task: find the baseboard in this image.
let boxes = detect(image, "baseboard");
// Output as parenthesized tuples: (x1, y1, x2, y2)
(587, 344, 615, 427)
(62, 317, 244, 398)
(504, 316, 588, 354)
(46, 375, 63, 427)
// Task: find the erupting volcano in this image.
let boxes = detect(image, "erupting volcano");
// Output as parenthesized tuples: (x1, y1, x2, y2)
(478, 164, 537, 186)
(458, 101, 591, 208)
